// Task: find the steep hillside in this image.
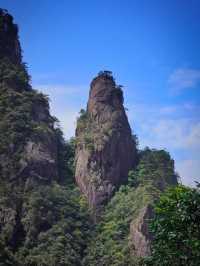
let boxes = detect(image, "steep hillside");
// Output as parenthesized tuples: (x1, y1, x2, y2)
(83, 149, 178, 265)
(0, 9, 90, 265)
(0, 8, 58, 188)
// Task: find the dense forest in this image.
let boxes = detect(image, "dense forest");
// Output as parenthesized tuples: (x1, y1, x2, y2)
(0, 8, 200, 266)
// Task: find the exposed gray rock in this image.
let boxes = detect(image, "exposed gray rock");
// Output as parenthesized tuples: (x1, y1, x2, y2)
(0, 207, 16, 236)
(129, 205, 154, 257)
(18, 139, 58, 189)
(75, 71, 137, 215)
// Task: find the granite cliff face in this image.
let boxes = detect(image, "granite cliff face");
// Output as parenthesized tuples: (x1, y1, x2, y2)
(0, 9, 58, 187)
(75, 71, 137, 214)
(0, 9, 60, 251)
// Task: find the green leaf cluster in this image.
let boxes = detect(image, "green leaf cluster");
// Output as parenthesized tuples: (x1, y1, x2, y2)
(0, 57, 91, 265)
(83, 148, 176, 266)
(145, 185, 200, 266)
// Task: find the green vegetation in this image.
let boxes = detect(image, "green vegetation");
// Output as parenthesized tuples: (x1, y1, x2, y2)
(0, 58, 29, 89)
(131, 147, 178, 189)
(83, 185, 153, 266)
(1, 9, 199, 265)
(56, 128, 76, 183)
(145, 185, 200, 266)
(76, 109, 95, 152)
(0, 182, 91, 266)
(1, 52, 196, 266)
(0, 38, 91, 265)
(0, 58, 91, 264)
(15, 183, 90, 266)
(98, 70, 114, 79)
(83, 149, 177, 266)
(0, 58, 56, 181)
(76, 109, 88, 131)
(0, 57, 198, 265)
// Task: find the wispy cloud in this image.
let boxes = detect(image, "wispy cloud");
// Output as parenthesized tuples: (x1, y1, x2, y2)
(168, 68, 200, 93)
(148, 119, 200, 151)
(176, 159, 200, 187)
(127, 103, 200, 186)
(34, 84, 88, 96)
(55, 109, 79, 139)
(159, 106, 179, 115)
(34, 84, 88, 139)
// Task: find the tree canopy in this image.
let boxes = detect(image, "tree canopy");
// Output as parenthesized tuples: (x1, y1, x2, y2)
(146, 185, 200, 266)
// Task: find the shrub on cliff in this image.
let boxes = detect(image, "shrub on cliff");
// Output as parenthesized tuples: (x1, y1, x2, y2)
(145, 185, 200, 266)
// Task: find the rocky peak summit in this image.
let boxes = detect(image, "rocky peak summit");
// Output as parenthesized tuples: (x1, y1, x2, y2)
(75, 71, 137, 216)
(87, 71, 124, 114)
(0, 8, 22, 64)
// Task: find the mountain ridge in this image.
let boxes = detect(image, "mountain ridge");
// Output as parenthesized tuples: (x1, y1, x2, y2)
(0, 9, 179, 266)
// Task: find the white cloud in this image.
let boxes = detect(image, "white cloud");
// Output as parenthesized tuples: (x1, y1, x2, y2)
(159, 106, 179, 115)
(34, 84, 88, 139)
(34, 84, 88, 97)
(55, 109, 79, 139)
(176, 159, 200, 187)
(141, 119, 200, 187)
(127, 103, 200, 186)
(132, 103, 200, 151)
(168, 68, 200, 92)
(150, 119, 200, 151)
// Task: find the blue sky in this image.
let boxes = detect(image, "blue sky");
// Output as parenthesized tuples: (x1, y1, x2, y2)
(1, 0, 200, 186)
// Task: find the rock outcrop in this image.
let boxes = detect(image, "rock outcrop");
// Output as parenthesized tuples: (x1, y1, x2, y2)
(0, 9, 60, 250)
(75, 71, 137, 214)
(0, 9, 21, 64)
(128, 149, 178, 258)
(0, 8, 58, 187)
(83, 148, 178, 264)
(129, 205, 154, 257)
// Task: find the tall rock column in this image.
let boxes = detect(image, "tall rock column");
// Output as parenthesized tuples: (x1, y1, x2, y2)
(75, 71, 137, 215)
